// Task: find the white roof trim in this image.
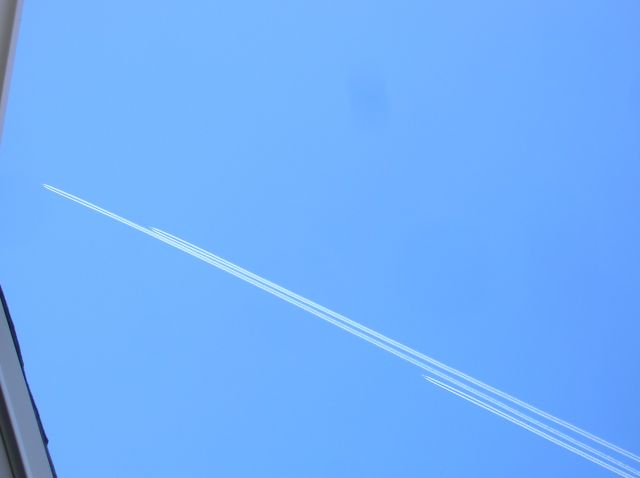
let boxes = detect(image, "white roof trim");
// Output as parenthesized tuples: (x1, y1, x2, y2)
(0, 3, 55, 477)
(0, 300, 54, 478)
(0, 0, 22, 138)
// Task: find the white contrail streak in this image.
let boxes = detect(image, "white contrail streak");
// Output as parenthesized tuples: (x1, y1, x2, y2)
(148, 229, 640, 476)
(148, 228, 640, 466)
(43, 184, 640, 476)
(424, 376, 635, 478)
(149, 229, 640, 478)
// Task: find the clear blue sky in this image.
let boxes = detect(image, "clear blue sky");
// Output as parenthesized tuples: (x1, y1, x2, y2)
(1, 1, 639, 476)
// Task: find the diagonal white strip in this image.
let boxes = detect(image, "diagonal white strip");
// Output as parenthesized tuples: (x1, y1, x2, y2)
(43, 184, 640, 477)
(148, 227, 640, 465)
(424, 375, 635, 478)
(149, 231, 640, 477)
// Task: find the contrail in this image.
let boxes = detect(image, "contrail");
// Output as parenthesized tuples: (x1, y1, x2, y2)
(147, 229, 640, 477)
(148, 230, 640, 477)
(147, 229, 640, 466)
(424, 376, 636, 478)
(43, 184, 640, 476)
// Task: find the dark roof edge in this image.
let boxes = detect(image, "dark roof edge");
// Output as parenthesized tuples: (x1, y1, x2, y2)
(0, 285, 57, 477)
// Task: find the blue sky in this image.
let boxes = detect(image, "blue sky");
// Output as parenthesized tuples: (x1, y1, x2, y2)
(1, 1, 640, 476)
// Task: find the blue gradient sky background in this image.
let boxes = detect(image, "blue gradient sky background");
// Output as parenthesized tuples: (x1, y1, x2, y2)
(1, 1, 639, 476)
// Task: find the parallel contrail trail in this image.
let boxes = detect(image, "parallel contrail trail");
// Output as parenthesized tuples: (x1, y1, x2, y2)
(147, 229, 640, 477)
(147, 229, 640, 467)
(150, 231, 640, 476)
(43, 184, 639, 476)
(148, 229, 640, 478)
(423, 376, 636, 478)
